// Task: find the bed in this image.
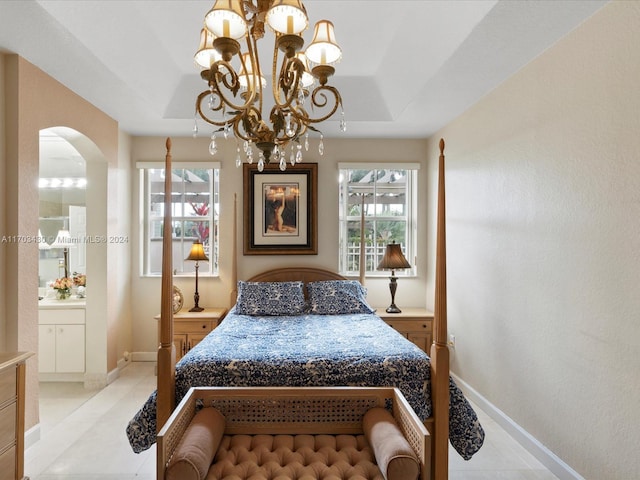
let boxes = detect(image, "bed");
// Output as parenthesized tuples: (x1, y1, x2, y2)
(126, 138, 484, 480)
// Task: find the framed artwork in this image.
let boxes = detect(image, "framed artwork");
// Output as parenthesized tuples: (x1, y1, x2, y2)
(243, 163, 318, 255)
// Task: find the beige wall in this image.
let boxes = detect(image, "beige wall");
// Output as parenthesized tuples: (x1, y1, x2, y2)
(129, 136, 431, 355)
(430, 2, 640, 478)
(1, 55, 131, 429)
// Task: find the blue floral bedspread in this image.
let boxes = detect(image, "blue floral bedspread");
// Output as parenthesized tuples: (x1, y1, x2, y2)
(126, 310, 484, 459)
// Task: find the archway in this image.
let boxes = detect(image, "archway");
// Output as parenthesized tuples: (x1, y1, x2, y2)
(38, 127, 109, 390)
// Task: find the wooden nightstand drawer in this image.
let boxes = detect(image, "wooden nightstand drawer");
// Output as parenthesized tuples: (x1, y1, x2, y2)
(386, 319, 431, 332)
(375, 307, 434, 353)
(175, 320, 215, 334)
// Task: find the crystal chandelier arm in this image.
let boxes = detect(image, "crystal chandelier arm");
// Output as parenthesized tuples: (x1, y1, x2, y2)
(207, 60, 256, 112)
(276, 56, 305, 109)
(305, 84, 342, 124)
(195, 89, 228, 127)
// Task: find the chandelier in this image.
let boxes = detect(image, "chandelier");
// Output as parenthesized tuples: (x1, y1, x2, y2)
(193, 0, 345, 171)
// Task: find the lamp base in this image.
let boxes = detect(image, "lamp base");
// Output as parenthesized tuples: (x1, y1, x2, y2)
(189, 306, 204, 312)
(385, 304, 402, 314)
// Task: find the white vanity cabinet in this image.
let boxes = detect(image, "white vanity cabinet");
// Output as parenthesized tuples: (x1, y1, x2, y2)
(38, 304, 85, 378)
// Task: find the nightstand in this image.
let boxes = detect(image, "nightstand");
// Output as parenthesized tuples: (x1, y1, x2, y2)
(375, 307, 434, 353)
(155, 307, 227, 361)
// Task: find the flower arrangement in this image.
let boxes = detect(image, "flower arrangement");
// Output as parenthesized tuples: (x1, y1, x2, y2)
(52, 277, 73, 300)
(73, 273, 86, 287)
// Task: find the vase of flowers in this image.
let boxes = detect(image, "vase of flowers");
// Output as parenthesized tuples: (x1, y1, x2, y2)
(73, 272, 87, 298)
(73, 273, 86, 287)
(52, 277, 73, 300)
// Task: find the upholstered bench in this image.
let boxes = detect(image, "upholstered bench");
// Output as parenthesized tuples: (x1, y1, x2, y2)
(157, 387, 430, 480)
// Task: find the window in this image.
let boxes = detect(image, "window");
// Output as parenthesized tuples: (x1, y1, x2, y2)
(138, 163, 220, 276)
(338, 164, 419, 276)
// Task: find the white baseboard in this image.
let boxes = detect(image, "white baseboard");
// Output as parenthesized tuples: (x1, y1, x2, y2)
(25, 424, 41, 450)
(132, 351, 156, 362)
(451, 373, 585, 480)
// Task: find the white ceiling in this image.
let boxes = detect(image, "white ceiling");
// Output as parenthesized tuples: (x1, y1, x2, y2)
(1, 0, 607, 141)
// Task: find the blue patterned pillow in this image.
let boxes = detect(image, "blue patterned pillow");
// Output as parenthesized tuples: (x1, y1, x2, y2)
(235, 281, 305, 315)
(306, 280, 375, 315)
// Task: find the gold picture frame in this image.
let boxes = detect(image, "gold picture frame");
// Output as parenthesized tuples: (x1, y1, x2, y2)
(243, 163, 318, 255)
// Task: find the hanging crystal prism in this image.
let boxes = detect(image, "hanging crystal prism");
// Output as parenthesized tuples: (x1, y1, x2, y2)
(304, 133, 309, 151)
(290, 147, 295, 166)
(208, 87, 215, 110)
(340, 109, 347, 132)
(235, 145, 242, 168)
(257, 155, 265, 172)
(285, 113, 294, 137)
(318, 134, 324, 156)
(296, 143, 303, 163)
(208, 133, 217, 156)
(279, 156, 286, 171)
(247, 142, 254, 164)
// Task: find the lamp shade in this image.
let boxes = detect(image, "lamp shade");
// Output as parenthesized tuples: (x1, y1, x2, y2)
(185, 240, 209, 262)
(377, 242, 411, 270)
(194, 28, 222, 69)
(295, 52, 315, 87)
(204, 0, 248, 40)
(38, 229, 50, 250)
(266, 0, 308, 35)
(238, 52, 266, 90)
(50, 229, 74, 248)
(305, 20, 342, 65)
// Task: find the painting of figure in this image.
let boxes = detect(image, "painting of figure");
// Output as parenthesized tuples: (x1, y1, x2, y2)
(263, 184, 299, 236)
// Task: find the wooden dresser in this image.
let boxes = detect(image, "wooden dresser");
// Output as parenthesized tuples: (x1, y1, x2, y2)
(375, 307, 434, 353)
(0, 352, 32, 480)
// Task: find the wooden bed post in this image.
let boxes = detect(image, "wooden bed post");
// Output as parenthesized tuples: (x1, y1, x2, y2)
(430, 138, 449, 480)
(359, 193, 366, 286)
(157, 137, 176, 432)
(230, 193, 238, 305)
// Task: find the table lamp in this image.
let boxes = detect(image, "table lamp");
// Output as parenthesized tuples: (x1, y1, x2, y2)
(185, 239, 209, 312)
(377, 241, 411, 313)
(51, 228, 74, 278)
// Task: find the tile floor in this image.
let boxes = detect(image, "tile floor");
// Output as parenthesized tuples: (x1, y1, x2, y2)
(26, 362, 559, 480)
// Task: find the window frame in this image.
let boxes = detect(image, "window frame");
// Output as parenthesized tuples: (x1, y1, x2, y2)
(338, 163, 419, 277)
(137, 161, 220, 278)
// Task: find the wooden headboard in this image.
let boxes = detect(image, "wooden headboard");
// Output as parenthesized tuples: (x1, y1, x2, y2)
(247, 267, 346, 283)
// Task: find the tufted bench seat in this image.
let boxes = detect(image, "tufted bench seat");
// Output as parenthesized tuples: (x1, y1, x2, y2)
(211, 433, 386, 479)
(157, 387, 430, 480)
